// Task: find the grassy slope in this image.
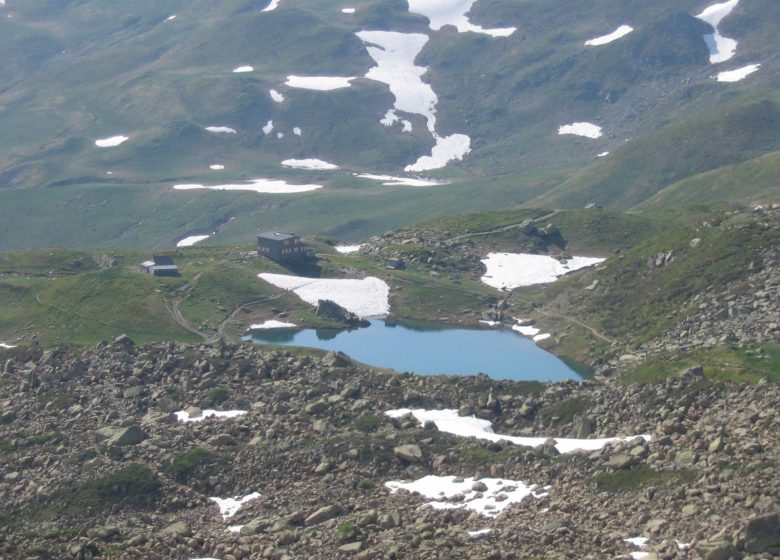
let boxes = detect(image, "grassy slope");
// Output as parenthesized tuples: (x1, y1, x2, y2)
(530, 98, 780, 210)
(635, 150, 780, 210)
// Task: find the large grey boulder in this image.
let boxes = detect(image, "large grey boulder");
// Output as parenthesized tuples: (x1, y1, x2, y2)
(394, 444, 424, 464)
(744, 512, 780, 553)
(106, 426, 147, 447)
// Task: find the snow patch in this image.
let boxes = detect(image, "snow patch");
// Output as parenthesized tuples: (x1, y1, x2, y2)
(261, 0, 280, 12)
(0, 343, 15, 349)
(405, 133, 471, 172)
(209, 492, 261, 520)
(285, 75, 355, 90)
(293, 127, 302, 136)
(584, 25, 633, 46)
(335, 245, 362, 254)
(262, 121, 274, 135)
(357, 30, 471, 171)
(258, 273, 390, 318)
(597, 151, 610, 157)
(696, 0, 740, 63)
(468, 529, 492, 538)
(270, 89, 285, 103)
(210, 164, 225, 170)
(386, 475, 545, 518)
(481, 252, 605, 290)
(205, 126, 237, 134)
(95, 135, 129, 148)
(282, 158, 339, 170)
(716, 63, 760, 82)
(174, 409, 247, 423)
(233, 65, 253, 73)
(227, 525, 244, 533)
(247, 320, 298, 330)
(164, 15, 176, 22)
(177, 235, 210, 247)
(479, 320, 501, 327)
(386, 408, 651, 453)
(276, 132, 284, 139)
(342, 7, 356, 13)
(406, 0, 516, 37)
(558, 122, 602, 139)
(356, 173, 445, 187)
(173, 180, 322, 194)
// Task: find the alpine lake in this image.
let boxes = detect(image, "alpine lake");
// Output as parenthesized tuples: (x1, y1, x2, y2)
(244, 320, 586, 382)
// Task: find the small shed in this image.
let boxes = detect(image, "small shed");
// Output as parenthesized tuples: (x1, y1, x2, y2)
(140, 255, 179, 277)
(257, 232, 314, 262)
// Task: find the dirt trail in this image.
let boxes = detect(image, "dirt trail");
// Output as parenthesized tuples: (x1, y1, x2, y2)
(448, 209, 562, 243)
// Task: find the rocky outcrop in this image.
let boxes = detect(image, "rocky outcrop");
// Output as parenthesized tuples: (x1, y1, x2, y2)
(315, 299, 370, 327)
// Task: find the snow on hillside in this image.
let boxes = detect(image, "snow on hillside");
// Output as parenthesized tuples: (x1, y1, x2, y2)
(261, 0, 280, 12)
(385, 408, 651, 453)
(386, 475, 545, 517)
(356, 173, 444, 187)
(247, 320, 297, 329)
(176, 235, 210, 247)
(407, 0, 516, 37)
(480, 253, 605, 290)
(558, 122, 603, 138)
(716, 63, 760, 82)
(0, 343, 15, 349)
(95, 135, 129, 147)
(281, 158, 339, 170)
(205, 126, 237, 134)
(335, 245, 362, 254)
(285, 76, 355, 90)
(209, 492, 260, 520)
(269, 89, 285, 103)
(262, 120, 273, 135)
(173, 179, 322, 194)
(696, 0, 740, 63)
(209, 164, 225, 170)
(356, 31, 471, 172)
(341, 8, 355, 14)
(233, 66, 253, 73)
(258, 273, 390, 317)
(584, 25, 634, 46)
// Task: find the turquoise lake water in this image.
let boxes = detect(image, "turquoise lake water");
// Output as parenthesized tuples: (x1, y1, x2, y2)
(245, 320, 582, 382)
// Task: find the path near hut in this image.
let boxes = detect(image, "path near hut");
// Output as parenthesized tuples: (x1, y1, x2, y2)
(166, 272, 210, 341)
(448, 209, 563, 243)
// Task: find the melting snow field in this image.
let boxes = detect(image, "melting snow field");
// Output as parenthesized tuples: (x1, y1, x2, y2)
(95, 135, 129, 148)
(558, 122, 603, 139)
(481, 253, 605, 290)
(258, 273, 390, 318)
(335, 244, 362, 254)
(269, 89, 285, 103)
(386, 475, 545, 517)
(174, 409, 247, 423)
(233, 65, 253, 73)
(281, 158, 339, 170)
(584, 25, 634, 46)
(209, 492, 261, 520)
(205, 126, 237, 134)
(696, 0, 740, 63)
(356, 173, 445, 187)
(176, 235, 210, 247)
(386, 408, 651, 453)
(356, 31, 471, 171)
(512, 321, 551, 343)
(716, 63, 760, 82)
(174, 179, 322, 194)
(247, 320, 298, 330)
(407, 0, 516, 37)
(285, 75, 355, 90)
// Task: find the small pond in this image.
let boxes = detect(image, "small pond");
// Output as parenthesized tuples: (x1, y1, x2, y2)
(245, 320, 583, 382)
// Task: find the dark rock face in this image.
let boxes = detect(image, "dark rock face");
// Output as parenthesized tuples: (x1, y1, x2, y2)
(316, 299, 370, 327)
(623, 12, 713, 68)
(744, 512, 780, 553)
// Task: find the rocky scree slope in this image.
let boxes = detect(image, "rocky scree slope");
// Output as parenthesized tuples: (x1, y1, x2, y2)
(0, 340, 778, 559)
